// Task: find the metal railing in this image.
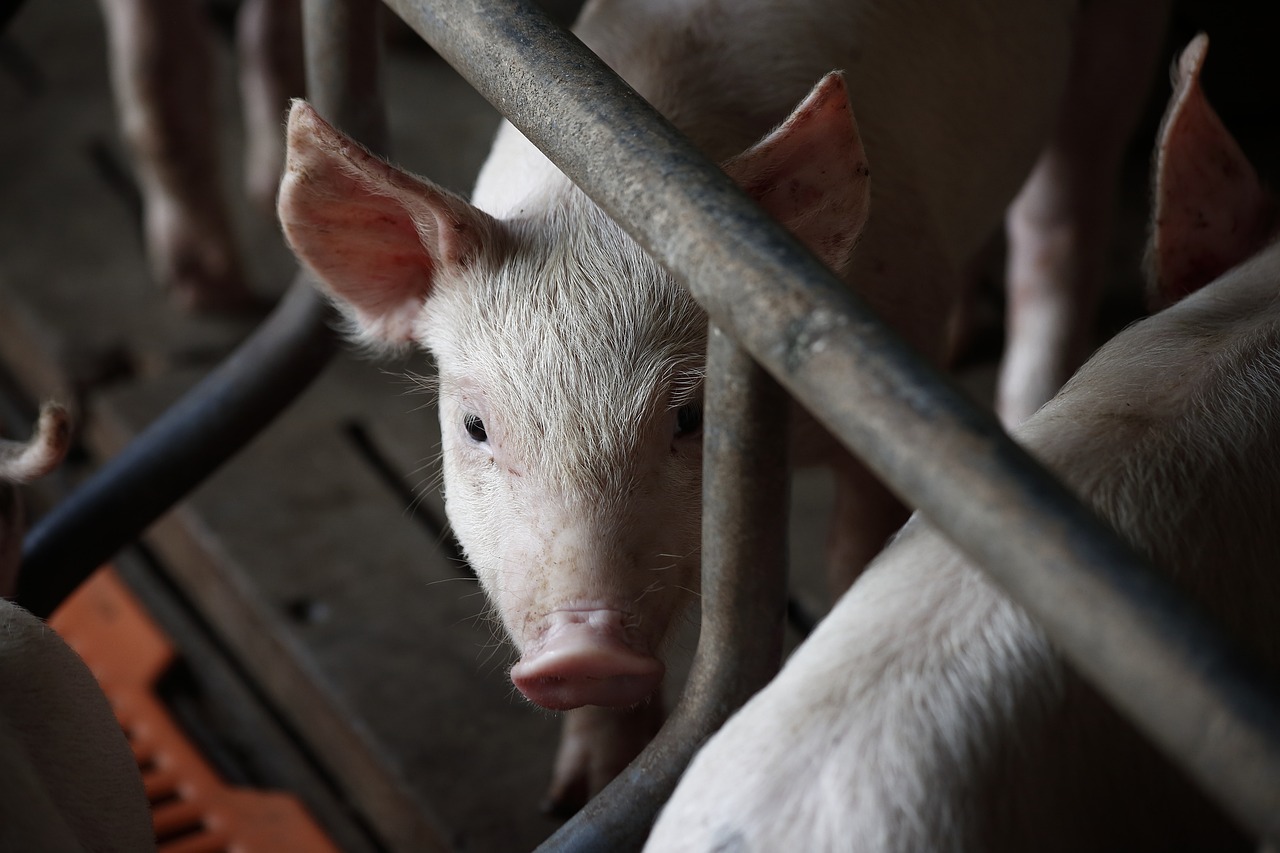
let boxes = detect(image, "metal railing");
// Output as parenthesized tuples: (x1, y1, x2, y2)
(18, 0, 1280, 849)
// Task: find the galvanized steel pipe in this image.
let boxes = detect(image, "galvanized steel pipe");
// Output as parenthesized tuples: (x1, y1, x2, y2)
(382, 0, 1280, 843)
(17, 0, 389, 616)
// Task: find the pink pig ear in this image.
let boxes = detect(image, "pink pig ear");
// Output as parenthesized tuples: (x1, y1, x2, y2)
(277, 101, 500, 349)
(723, 72, 871, 273)
(1147, 35, 1276, 309)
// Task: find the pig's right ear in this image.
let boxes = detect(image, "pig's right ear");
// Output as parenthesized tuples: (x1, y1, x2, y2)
(723, 72, 871, 273)
(1147, 35, 1276, 309)
(278, 101, 500, 350)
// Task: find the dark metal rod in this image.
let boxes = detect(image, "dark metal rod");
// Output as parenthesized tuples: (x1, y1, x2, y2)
(382, 0, 1280, 841)
(539, 327, 791, 852)
(17, 0, 389, 617)
(18, 279, 336, 616)
(302, 0, 388, 154)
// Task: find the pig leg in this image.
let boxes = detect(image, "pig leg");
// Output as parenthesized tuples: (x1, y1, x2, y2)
(543, 702, 665, 816)
(997, 0, 1169, 426)
(236, 0, 304, 214)
(97, 0, 256, 313)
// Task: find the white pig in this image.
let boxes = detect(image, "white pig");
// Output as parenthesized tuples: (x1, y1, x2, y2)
(646, 34, 1280, 852)
(278, 0, 1166, 810)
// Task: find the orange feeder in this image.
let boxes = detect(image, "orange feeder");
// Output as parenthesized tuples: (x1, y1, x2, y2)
(50, 567, 340, 853)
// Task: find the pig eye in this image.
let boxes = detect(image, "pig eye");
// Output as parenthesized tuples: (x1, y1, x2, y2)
(464, 413, 488, 443)
(675, 401, 703, 438)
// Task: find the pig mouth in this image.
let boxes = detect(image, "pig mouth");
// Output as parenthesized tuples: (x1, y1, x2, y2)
(511, 608, 665, 710)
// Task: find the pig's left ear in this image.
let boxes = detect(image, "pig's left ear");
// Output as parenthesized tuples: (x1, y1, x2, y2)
(1147, 34, 1277, 309)
(723, 72, 871, 273)
(278, 101, 501, 351)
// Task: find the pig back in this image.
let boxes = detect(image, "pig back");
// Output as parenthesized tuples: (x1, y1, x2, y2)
(559, 0, 1075, 267)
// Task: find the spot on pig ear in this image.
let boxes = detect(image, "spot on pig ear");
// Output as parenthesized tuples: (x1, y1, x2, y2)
(277, 101, 502, 351)
(723, 71, 871, 273)
(1146, 35, 1277, 310)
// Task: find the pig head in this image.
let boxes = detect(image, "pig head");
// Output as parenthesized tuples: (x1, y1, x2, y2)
(278, 74, 868, 711)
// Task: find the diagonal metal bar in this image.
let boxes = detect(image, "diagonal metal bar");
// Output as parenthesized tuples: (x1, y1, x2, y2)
(382, 0, 1280, 845)
(17, 0, 388, 617)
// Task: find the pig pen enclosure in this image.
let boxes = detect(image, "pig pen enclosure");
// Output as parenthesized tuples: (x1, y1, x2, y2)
(2, 0, 1280, 851)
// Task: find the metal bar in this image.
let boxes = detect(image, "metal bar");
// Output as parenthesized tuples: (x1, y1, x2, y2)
(302, 0, 388, 154)
(18, 280, 335, 616)
(540, 327, 791, 852)
(382, 0, 1280, 843)
(17, 0, 389, 617)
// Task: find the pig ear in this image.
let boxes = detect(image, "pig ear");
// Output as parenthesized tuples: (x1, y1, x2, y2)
(278, 101, 500, 349)
(723, 72, 871, 273)
(1147, 35, 1276, 309)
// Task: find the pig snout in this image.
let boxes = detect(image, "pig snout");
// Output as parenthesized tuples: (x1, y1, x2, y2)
(511, 609, 665, 711)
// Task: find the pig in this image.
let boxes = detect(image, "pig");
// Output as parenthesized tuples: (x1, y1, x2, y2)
(277, 0, 1167, 811)
(97, 0, 302, 311)
(645, 34, 1280, 852)
(0, 405, 151, 850)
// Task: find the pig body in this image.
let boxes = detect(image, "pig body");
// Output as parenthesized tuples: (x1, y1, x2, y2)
(280, 0, 1166, 809)
(646, 35, 1279, 852)
(646, 240, 1280, 852)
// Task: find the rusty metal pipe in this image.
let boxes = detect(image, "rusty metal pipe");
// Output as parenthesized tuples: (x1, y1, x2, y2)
(382, 0, 1280, 843)
(539, 329, 791, 852)
(17, 0, 388, 617)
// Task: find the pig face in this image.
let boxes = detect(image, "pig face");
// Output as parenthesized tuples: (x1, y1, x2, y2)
(421, 190, 708, 708)
(278, 72, 869, 711)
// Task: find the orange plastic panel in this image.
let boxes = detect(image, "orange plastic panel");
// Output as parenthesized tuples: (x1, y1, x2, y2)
(50, 567, 341, 853)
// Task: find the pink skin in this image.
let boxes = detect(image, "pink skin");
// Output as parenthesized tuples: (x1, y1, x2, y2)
(1147, 33, 1277, 305)
(510, 608, 666, 710)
